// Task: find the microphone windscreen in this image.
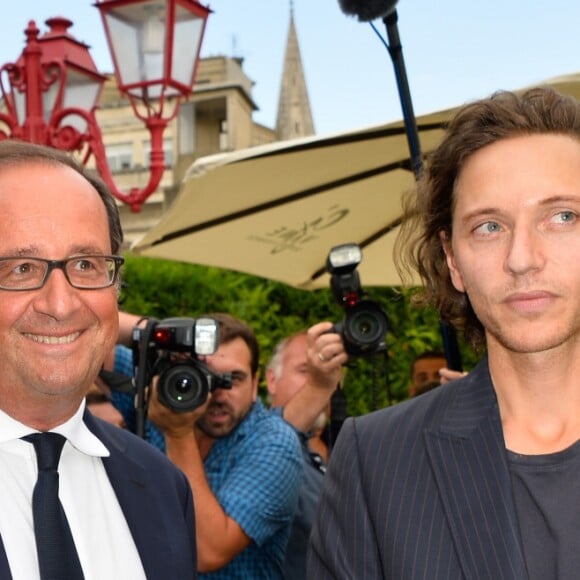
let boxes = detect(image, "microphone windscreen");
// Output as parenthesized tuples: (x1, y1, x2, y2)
(337, 0, 398, 22)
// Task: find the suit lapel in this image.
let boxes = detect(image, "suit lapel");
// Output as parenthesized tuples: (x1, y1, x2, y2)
(83, 412, 173, 580)
(424, 359, 528, 579)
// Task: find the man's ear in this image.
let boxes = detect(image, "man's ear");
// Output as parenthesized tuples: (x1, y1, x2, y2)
(440, 231, 466, 293)
(265, 368, 276, 396)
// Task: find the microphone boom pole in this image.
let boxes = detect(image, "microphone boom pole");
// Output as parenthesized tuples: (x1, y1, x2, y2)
(382, 10, 422, 179)
(380, 8, 463, 371)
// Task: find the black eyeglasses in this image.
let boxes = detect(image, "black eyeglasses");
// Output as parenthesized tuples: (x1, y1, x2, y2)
(0, 255, 124, 291)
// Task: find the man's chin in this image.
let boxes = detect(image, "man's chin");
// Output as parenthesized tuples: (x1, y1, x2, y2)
(198, 419, 234, 439)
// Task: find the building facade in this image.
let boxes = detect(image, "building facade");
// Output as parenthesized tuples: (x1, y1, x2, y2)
(96, 55, 278, 246)
(0, 9, 314, 248)
(98, 7, 314, 247)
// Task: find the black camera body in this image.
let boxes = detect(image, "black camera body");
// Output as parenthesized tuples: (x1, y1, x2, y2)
(327, 244, 388, 357)
(132, 317, 232, 413)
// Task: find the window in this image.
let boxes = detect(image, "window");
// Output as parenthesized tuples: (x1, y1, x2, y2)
(178, 102, 195, 155)
(106, 143, 134, 173)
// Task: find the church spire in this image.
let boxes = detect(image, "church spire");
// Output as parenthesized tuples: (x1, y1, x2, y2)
(276, 5, 315, 140)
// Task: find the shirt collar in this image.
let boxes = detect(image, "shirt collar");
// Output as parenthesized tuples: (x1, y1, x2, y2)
(0, 399, 110, 458)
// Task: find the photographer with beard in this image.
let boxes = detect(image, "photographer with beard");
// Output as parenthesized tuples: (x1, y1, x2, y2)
(147, 313, 303, 579)
(116, 309, 345, 578)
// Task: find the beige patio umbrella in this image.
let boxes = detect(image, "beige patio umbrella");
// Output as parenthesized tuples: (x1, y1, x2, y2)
(542, 71, 580, 99)
(131, 72, 580, 290)
(132, 109, 450, 289)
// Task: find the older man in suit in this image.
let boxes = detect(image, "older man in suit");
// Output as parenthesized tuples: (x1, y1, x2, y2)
(0, 140, 197, 579)
(308, 87, 580, 579)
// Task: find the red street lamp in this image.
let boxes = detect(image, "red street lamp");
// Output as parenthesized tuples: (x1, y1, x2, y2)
(0, 0, 210, 212)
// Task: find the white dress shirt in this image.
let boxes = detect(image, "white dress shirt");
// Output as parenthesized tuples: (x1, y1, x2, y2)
(0, 401, 147, 580)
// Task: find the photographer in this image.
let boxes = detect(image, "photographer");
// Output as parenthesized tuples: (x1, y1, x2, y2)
(266, 323, 346, 580)
(147, 313, 303, 578)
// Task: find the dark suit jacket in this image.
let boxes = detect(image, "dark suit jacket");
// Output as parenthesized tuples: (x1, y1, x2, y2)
(308, 357, 528, 579)
(0, 412, 197, 579)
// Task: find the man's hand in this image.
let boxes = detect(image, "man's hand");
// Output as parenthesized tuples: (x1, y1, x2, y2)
(306, 321, 348, 390)
(282, 322, 348, 434)
(439, 368, 468, 385)
(147, 379, 209, 438)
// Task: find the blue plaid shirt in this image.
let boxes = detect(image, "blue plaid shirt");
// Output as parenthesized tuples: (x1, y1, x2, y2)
(200, 400, 302, 579)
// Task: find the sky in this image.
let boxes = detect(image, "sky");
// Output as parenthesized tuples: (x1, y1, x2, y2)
(0, 0, 578, 137)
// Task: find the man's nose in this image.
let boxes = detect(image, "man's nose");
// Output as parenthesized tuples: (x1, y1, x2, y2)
(211, 386, 229, 401)
(32, 267, 81, 319)
(505, 223, 545, 275)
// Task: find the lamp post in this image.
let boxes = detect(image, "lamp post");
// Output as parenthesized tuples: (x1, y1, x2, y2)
(0, 0, 210, 212)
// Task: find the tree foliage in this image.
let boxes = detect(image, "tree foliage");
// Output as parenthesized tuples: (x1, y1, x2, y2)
(121, 254, 478, 417)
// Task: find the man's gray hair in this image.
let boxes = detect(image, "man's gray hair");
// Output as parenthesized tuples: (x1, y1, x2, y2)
(266, 331, 308, 380)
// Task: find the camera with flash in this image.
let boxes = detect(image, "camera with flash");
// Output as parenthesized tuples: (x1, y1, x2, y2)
(132, 317, 232, 413)
(327, 243, 388, 357)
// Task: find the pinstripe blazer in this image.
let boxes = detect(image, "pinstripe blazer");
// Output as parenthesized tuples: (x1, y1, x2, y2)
(307, 357, 528, 580)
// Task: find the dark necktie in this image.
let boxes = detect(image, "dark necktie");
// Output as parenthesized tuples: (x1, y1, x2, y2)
(23, 432, 85, 580)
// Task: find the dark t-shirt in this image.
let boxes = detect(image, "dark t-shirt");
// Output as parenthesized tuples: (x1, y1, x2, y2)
(508, 439, 580, 580)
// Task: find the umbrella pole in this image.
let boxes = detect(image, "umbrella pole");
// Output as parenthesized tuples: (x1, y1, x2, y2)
(382, 10, 464, 372)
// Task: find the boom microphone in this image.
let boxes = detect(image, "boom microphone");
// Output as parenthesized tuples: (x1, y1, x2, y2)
(337, 0, 398, 22)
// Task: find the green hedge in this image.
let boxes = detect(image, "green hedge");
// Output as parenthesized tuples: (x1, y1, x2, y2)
(120, 254, 478, 417)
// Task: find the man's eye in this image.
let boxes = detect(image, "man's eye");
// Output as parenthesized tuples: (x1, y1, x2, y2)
(73, 259, 96, 271)
(231, 372, 246, 384)
(14, 261, 42, 276)
(15, 262, 32, 274)
(553, 210, 576, 224)
(474, 221, 501, 235)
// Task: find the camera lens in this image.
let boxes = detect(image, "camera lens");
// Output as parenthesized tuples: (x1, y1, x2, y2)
(348, 311, 382, 343)
(157, 362, 208, 412)
(343, 300, 388, 355)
